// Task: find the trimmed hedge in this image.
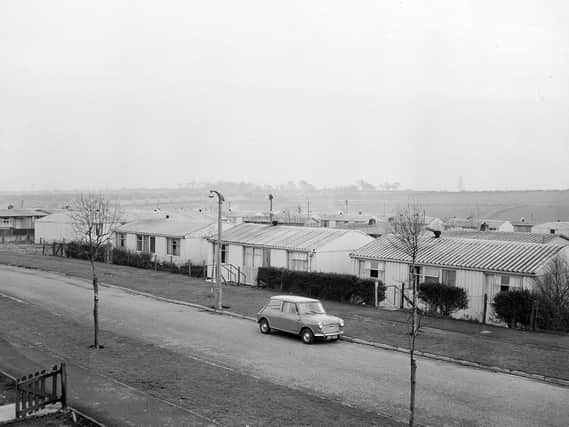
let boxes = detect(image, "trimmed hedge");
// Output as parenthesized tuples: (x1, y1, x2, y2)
(256, 267, 385, 305)
(419, 282, 468, 316)
(65, 242, 205, 278)
(492, 289, 533, 328)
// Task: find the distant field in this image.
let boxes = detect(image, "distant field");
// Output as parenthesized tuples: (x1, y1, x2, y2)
(2, 188, 569, 223)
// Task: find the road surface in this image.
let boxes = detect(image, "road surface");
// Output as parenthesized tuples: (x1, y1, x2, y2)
(0, 265, 567, 426)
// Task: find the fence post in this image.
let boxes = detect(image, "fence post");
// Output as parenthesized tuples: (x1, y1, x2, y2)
(188, 261, 192, 277)
(482, 293, 488, 324)
(52, 242, 56, 256)
(374, 281, 379, 308)
(154, 255, 158, 271)
(203, 261, 206, 279)
(400, 283, 405, 309)
(60, 362, 67, 409)
(237, 266, 241, 286)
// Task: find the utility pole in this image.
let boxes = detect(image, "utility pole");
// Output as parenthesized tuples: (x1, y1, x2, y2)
(268, 194, 274, 223)
(209, 190, 224, 310)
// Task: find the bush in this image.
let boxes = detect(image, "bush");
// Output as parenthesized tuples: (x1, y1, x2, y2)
(418, 282, 468, 316)
(65, 241, 105, 262)
(492, 289, 533, 328)
(533, 294, 569, 332)
(256, 267, 385, 305)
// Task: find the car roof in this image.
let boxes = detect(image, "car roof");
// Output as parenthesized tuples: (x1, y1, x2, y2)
(271, 295, 320, 303)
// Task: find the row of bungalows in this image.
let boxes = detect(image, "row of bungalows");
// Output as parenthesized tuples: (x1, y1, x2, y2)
(351, 231, 569, 324)
(205, 223, 374, 285)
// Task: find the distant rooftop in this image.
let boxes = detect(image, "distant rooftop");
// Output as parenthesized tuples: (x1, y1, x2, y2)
(442, 230, 569, 245)
(0, 209, 49, 218)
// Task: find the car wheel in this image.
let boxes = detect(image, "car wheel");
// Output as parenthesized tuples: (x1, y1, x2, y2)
(301, 328, 314, 344)
(259, 319, 271, 334)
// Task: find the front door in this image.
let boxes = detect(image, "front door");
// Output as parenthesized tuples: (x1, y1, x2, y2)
(243, 246, 263, 284)
(262, 248, 271, 267)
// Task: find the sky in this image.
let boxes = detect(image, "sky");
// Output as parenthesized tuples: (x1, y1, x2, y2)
(1, 0, 568, 192)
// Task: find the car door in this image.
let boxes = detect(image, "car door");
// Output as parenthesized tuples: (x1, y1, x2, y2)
(280, 302, 301, 333)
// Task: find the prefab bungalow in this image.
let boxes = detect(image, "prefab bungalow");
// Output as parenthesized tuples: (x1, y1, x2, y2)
(114, 216, 233, 266)
(351, 234, 569, 324)
(0, 209, 48, 243)
(206, 223, 374, 285)
(442, 230, 569, 246)
(532, 221, 569, 236)
(34, 211, 78, 244)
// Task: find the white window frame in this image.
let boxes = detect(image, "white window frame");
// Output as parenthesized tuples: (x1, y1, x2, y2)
(167, 238, 180, 256)
(116, 233, 126, 248)
(288, 251, 309, 272)
(441, 269, 457, 286)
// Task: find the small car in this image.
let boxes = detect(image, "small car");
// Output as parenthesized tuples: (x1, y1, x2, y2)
(257, 295, 344, 344)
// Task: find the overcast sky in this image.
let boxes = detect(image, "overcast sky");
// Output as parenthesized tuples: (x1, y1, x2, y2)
(1, 1, 568, 192)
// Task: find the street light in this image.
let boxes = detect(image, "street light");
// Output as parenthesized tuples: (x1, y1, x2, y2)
(268, 194, 274, 223)
(209, 189, 224, 310)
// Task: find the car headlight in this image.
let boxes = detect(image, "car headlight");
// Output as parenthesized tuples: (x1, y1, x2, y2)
(318, 321, 323, 330)
(339, 320, 344, 328)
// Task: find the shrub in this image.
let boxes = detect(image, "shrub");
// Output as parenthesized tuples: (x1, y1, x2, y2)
(492, 289, 533, 328)
(256, 267, 385, 305)
(65, 241, 105, 262)
(418, 282, 468, 316)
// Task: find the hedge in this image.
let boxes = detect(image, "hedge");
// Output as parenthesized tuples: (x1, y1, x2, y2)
(65, 242, 205, 278)
(492, 289, 533, 328)
(256, 267, 385, 305)
(418, 282, 468, 316)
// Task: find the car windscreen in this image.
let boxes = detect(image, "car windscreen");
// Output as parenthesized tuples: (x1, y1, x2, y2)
(297, 302, 326, 315)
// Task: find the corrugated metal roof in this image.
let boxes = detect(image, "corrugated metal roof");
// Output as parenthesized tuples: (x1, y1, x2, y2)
(443, 231, 569, 244)
(117, 217, 215, 238)
(351, 235, 567, 275)
(210, 223, 359, 251)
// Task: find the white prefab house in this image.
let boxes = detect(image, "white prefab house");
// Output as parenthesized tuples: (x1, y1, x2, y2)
(115, 216, 233, 266)
(351, 235, 569, 324)
(206, 223, 374, 285)
(34, 211, 78, 244)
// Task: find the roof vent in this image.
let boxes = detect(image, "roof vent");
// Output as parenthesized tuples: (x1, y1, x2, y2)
(165, 214, 170, 219)
(433, 230, 441, 238)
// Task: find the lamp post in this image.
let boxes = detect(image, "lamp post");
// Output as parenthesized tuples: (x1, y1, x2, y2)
(209, 190, 224, 310)
(268, 194, 273, 223)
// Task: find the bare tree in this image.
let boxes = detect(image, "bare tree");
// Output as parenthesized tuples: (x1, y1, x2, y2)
(535, 256, 569, 330)
(70, 193, 121, 349)
(391, 203, 426, 427)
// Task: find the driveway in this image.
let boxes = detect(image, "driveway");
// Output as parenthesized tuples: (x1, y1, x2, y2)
(1, 265, 568, 426)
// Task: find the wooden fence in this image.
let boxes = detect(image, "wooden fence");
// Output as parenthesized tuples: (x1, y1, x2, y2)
(15, 363, 67, 419)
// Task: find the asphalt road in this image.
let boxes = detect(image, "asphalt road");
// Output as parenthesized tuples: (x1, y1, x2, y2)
(1, 265, 568, 426)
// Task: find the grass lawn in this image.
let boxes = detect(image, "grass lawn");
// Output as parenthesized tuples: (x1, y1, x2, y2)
(1, 244, 568, 381)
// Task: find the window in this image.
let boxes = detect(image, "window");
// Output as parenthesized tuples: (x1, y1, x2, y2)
(501, 275, 510, 286)
(442, 269, 456, 286)
(268, 299, 282, 311)
(136, 234, 155, 253)
(500, 285, 510, 292)
(422, 267, 440, 284)
(358, 260, 384, 281)
(550, 229, 556, 234)
(116, 233, 126, 248)
(244, 247, 263, 268)
(282, 302, 297, 314)
(221, 244, 228, 263)
(288, 251, 308, 271)
(167, 238, 180, 256)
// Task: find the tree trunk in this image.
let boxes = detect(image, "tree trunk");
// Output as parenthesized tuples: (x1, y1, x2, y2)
(409, 263, 418, 426)
(409, 357, 417, 427)
(89, 258, 101, 349)
(93, 275, 99, 348)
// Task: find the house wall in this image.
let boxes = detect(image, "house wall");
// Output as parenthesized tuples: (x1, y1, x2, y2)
(34, 221, 77, 244)
(498, 222, 514, 232)
(271, 249, 287, 268)
(533, 223, 569, 235)
(313, 232, 374, 274)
